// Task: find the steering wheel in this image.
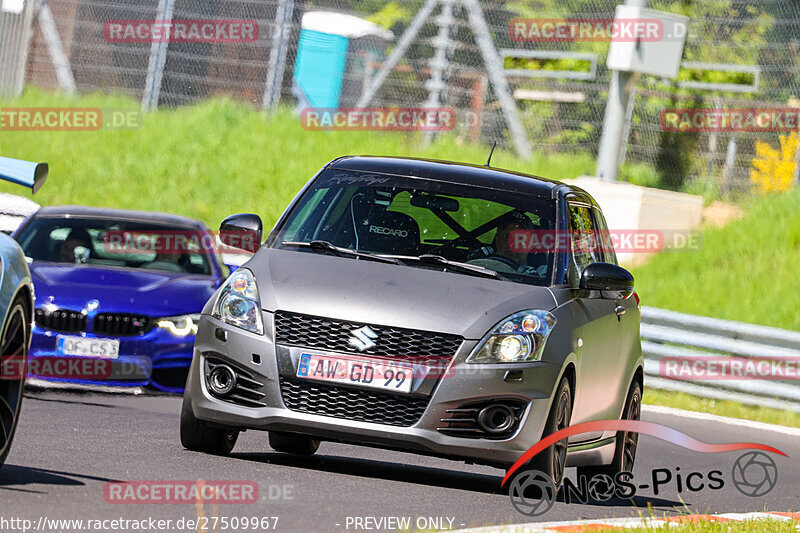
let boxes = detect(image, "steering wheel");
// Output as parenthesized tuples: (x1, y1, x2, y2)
(465, 254, 521, 274)
(482, 254, 519, 270)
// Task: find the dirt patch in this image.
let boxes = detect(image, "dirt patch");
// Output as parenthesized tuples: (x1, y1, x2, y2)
(703, 201, 744, 229)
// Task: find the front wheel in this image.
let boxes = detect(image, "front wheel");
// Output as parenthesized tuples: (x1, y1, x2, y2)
(0, 296, 30, 468)
(180, 394, 239, 456)
(529, 376, 572, 488)
(576, 380, 642, 481)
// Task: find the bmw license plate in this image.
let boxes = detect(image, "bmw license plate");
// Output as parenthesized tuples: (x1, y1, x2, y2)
(297, 353, 413, 394)
(56, 335, 120, 359)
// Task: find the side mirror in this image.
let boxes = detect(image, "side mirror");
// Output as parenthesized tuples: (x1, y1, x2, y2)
(580, 262, 634, 300)
(219, 213, 262, 252)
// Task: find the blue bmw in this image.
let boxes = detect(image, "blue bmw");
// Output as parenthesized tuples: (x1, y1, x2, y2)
(13, 206, 230, 393)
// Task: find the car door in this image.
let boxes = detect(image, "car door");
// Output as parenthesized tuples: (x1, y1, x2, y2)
(565, 199, 625, 426)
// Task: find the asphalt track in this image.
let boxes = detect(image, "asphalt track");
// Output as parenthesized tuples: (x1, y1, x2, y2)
(1, 389, 797, 533)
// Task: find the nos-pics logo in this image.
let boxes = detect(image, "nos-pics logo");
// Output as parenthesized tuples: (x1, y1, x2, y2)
(503, 420, 784, 517)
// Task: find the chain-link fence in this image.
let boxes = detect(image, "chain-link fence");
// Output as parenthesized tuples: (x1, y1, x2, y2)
(0, 0, 36, 99)
(3, 0, 800, 197)
(22, 0, 303, 108)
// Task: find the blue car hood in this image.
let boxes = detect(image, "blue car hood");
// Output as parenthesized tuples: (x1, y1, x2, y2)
(30, 262, 219, 316)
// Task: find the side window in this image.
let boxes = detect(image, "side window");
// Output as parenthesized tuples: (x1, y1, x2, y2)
(567, 204, 602, 286)
(592, 208, 617, 265)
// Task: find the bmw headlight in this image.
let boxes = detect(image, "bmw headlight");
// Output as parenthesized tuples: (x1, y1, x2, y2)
(212, 268, 264, 335)
(467, 310, 557, 363)
(157, 314, 200, 336)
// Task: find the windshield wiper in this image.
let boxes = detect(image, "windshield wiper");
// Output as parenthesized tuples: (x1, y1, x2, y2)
(381, 253, 505, 280)
(281, 241, 402, 265)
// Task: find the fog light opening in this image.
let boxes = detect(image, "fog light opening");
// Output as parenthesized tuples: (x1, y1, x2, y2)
(208, 365, 237, 396)
(477, 404, 516, 435)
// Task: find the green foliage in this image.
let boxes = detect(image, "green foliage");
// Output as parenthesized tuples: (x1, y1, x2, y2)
(366, 2, 411, 30)
(0, 89, 600, 231)
(632, 187, 800, 331)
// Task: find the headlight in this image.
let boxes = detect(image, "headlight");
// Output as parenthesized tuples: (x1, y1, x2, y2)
(212, 268, 264, 335)
(157, 314, 200, 336)
(467, 310, 557, 364)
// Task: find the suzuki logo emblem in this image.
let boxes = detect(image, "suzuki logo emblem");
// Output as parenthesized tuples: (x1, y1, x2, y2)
(349, 326, 378, 351)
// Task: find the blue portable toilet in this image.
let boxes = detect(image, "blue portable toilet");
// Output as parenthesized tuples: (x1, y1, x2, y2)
(294, 11, 394, 109)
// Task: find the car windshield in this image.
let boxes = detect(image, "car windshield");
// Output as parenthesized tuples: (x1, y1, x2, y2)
(274, 169, 557, 285)
(16, 217, 213, 276)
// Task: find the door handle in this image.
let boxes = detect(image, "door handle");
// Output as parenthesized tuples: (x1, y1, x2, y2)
(615, 305, 626, 317)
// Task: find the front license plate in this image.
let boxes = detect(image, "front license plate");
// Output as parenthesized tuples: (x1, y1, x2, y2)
(297, 353, 413, 394)
(56, 335, 120, 359)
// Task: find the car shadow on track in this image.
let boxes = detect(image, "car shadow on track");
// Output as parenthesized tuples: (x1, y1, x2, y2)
(0, 465, 114, 494)
(230, 452, 505, 494)
(551, 492, 685, 509)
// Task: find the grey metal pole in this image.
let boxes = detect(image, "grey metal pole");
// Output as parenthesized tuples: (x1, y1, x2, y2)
(463, 0, 532, 159)
(596, 0, 647, 181)
(356, 0, 439, 109)
(263, 0, 295, 111)
(37, 0, 76, 95)
(142, 0, 175, 111)
(423, 0, 454, 145)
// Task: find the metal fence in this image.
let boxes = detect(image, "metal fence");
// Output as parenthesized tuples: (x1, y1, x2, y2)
(2, 0, 800, 196)
(20, 0, 303, 109)
(641, 306, 800, 413)
(0, 0, 37, 99)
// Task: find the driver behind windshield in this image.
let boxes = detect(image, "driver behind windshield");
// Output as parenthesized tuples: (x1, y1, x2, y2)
(467, 213, 546, 276)
(59, 228, 93, 263)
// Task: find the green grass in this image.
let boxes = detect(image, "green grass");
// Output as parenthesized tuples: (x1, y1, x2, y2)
(643, 389, 800, 428)
(631, 188, 800, 331)
(0, 89, 597, 231)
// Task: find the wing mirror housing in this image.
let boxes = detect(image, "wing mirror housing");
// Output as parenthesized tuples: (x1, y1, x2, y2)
(219, 213, 262, 253)
(580, 262, 634, 300)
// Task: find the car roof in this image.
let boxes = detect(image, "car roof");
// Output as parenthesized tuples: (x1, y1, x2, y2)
(33, 205, 207, 229)
(327, 155, 593, 201)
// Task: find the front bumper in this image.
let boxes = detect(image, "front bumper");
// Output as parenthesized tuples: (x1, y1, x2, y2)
(28, 325, 195, 393)
(188, 313, 565, 467)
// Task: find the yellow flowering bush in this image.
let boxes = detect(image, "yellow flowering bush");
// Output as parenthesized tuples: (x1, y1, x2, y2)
(750, 131, 798, 193)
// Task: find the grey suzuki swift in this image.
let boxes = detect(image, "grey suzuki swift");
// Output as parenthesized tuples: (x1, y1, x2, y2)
(181, 156, 643, 487)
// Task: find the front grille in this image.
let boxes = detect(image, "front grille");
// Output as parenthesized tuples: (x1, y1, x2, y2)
(35, 309, 87, 334)
(274, 311, 463, 358)
(94, 313, 151, 336)
(280, 377, 429, 427)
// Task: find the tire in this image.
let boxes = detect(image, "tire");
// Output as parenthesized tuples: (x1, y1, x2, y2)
(576, 380, 642, 481)
(180, 394, 239, 456)
(269, 431, 320, 456)
(0, 295, 30, 469)
(529, 376, 572, 488)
